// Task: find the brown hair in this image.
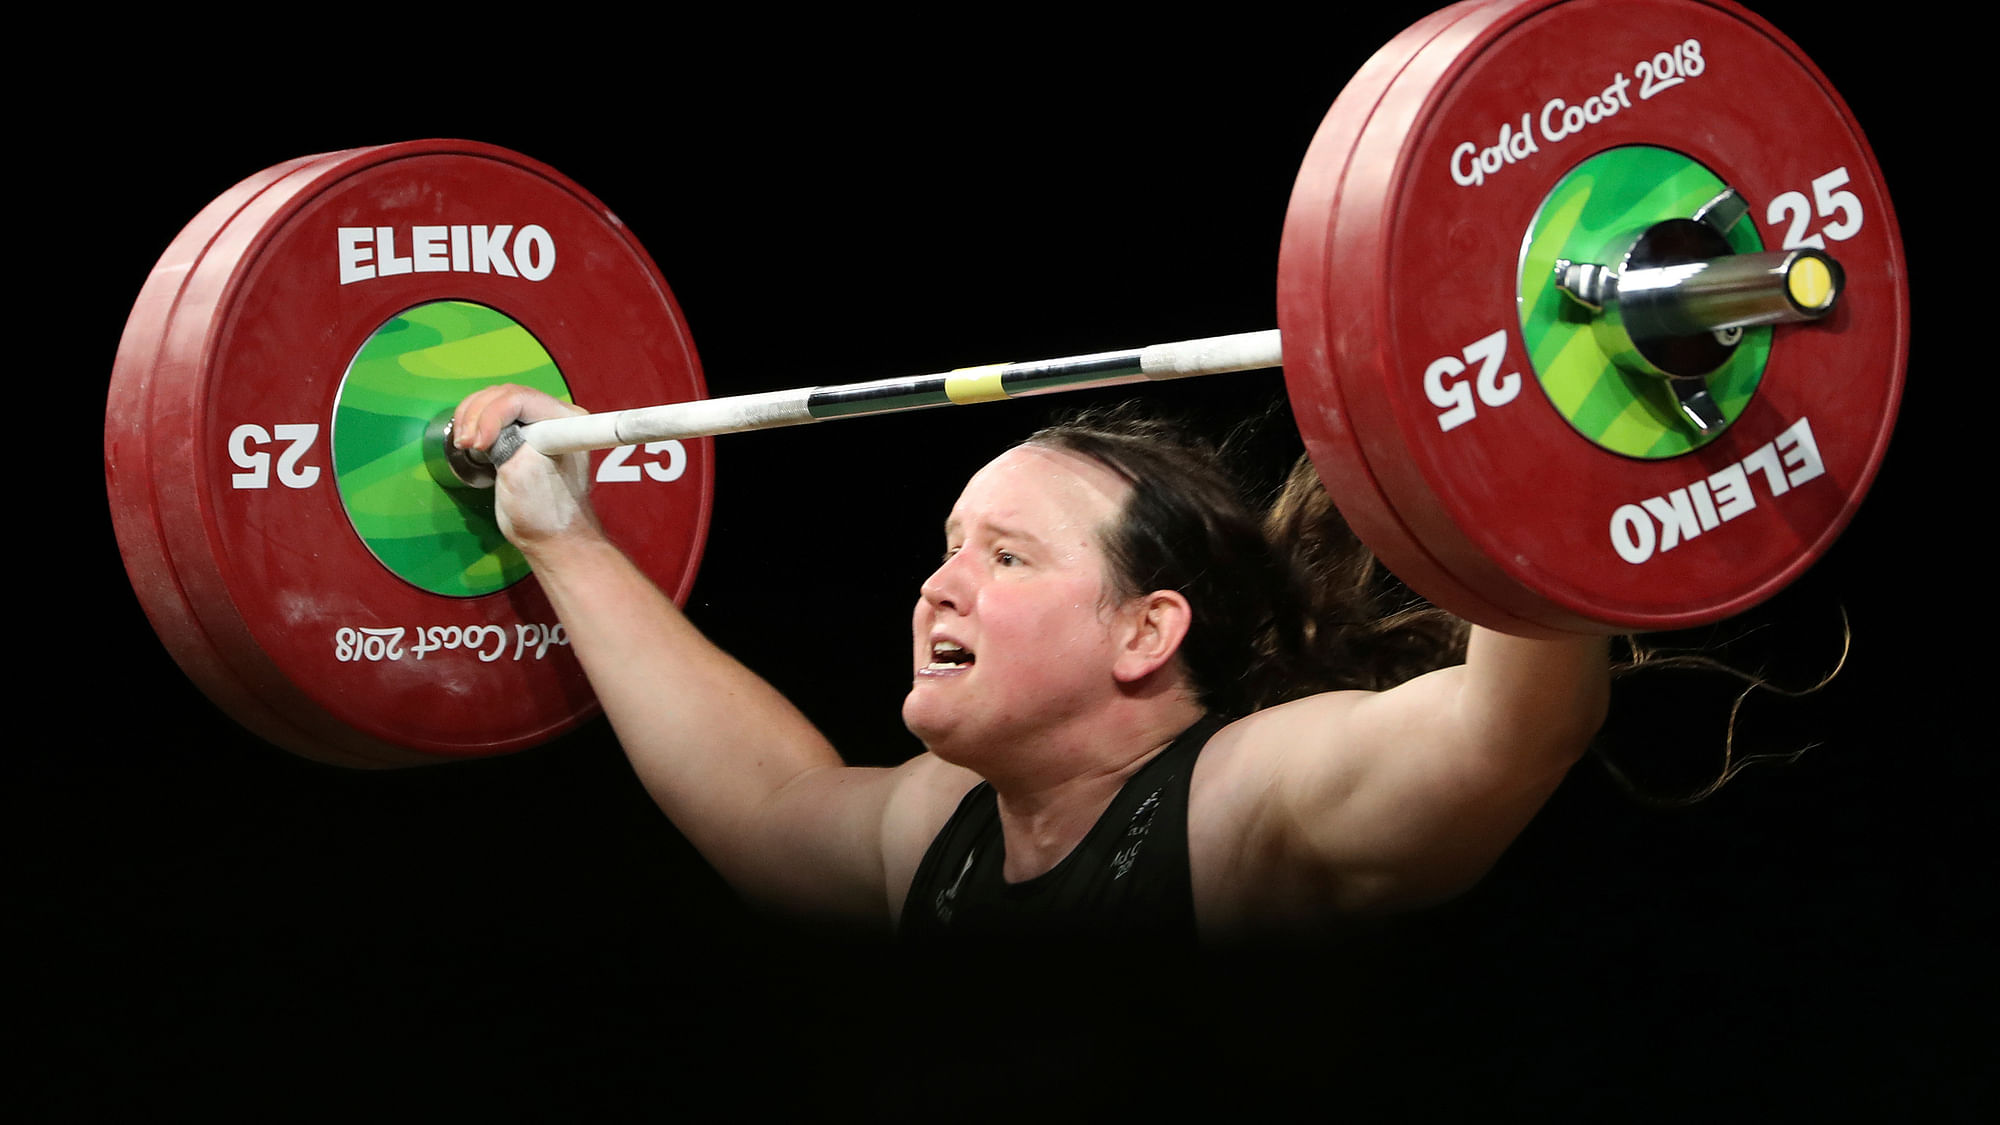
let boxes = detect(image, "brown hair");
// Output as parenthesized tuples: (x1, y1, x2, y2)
(1026, 409, 1464, 716)
(1261, 454, 1468, 696)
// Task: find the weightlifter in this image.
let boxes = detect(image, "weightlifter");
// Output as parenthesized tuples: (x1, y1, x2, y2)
(452, 385, 1609, 940)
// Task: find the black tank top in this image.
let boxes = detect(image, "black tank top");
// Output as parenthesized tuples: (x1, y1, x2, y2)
(899, 716, 1223, 942)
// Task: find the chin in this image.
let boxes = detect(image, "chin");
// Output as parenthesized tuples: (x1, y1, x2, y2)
(902, 693, 981, 765)
(900, 691, 944, 746)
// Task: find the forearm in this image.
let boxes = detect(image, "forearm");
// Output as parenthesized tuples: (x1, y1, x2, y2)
(454, 384, 899, 915)
(521, 528, 850, 890)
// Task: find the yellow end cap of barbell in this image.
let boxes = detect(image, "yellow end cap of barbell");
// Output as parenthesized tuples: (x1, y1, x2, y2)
(1787, 254, 1836, 311)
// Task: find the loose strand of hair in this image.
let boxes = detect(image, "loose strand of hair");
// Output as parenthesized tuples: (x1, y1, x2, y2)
(1596, 607, 1852, 806)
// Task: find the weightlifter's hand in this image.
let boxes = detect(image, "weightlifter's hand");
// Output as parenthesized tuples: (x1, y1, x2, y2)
(452, 384, 600, 549)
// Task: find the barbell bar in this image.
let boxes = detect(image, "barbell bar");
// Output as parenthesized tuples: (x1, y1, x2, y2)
(456, 232, 1843, 479)
(446, 330, 1287, 486)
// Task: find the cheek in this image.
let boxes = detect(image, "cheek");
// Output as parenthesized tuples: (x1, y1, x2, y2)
(986, 586, 1109, 654)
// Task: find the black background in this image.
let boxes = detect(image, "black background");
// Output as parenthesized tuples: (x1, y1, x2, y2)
(31, 3, 1983, 1119)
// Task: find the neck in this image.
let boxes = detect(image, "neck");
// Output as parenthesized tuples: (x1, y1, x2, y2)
(985, 699, 1205, 883)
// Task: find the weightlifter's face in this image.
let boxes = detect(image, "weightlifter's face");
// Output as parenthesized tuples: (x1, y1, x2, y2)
(903, 445, 1133, 759)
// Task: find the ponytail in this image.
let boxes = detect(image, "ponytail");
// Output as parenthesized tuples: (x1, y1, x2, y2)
(1261, 456, 1467, 700)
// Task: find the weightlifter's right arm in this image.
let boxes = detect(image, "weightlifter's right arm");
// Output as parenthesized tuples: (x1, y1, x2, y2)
(451, 384, 972, 926)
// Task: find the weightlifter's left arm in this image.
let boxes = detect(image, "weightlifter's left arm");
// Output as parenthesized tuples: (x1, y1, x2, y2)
(451, 385, 973, 925)
(1193, 627, 1609, 924)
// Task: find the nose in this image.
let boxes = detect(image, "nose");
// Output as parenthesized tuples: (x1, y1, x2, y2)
(919, 552, 968, 613)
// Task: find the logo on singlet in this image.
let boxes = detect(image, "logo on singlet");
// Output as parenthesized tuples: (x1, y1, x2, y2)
(935, 851, 975, 925)
(1110, 787, 1165, 880)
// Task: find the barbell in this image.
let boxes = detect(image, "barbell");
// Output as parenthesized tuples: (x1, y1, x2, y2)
(103, 0, 1906, 767)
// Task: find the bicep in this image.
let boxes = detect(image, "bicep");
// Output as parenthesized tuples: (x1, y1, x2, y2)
(1218, 632, 1608, 912)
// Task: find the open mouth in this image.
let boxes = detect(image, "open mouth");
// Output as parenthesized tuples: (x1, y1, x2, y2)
(925, 640, 975, 672)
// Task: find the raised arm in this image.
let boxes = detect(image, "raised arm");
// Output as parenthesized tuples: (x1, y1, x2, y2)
(1193, 627, 1610, 923)
(452, 386, 974, 924)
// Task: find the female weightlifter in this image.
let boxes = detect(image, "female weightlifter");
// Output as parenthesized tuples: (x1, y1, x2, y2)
(451, 384, 1610, 940)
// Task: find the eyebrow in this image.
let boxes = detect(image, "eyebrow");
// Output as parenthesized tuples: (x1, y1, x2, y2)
(943, 516, 1048, 548)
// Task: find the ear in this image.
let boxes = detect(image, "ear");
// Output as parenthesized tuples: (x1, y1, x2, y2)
(1111, 590, 1192, 684)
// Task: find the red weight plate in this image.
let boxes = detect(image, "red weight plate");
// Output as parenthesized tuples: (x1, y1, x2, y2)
(106, 148, 408, 767)
(108, 141, 713, 765)
(1280, 0, 1556, 637)
(1283, 0, 1906, 634)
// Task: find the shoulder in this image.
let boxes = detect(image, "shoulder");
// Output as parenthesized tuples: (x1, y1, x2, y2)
(755, 750, 980, 926)
(1185, 693, 1376, 930)
(1188, 693, 1379, 821)
(879, 752, 984, 921)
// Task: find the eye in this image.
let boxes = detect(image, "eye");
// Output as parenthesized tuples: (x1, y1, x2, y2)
(995, 550, 1020, 567)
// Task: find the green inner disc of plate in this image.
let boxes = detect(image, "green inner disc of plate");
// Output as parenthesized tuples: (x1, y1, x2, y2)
(333, 300, 572, 596)
(1518, 146, 1768, 459)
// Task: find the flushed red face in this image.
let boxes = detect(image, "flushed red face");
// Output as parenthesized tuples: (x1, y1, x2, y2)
(902, 445, 1135, 764)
